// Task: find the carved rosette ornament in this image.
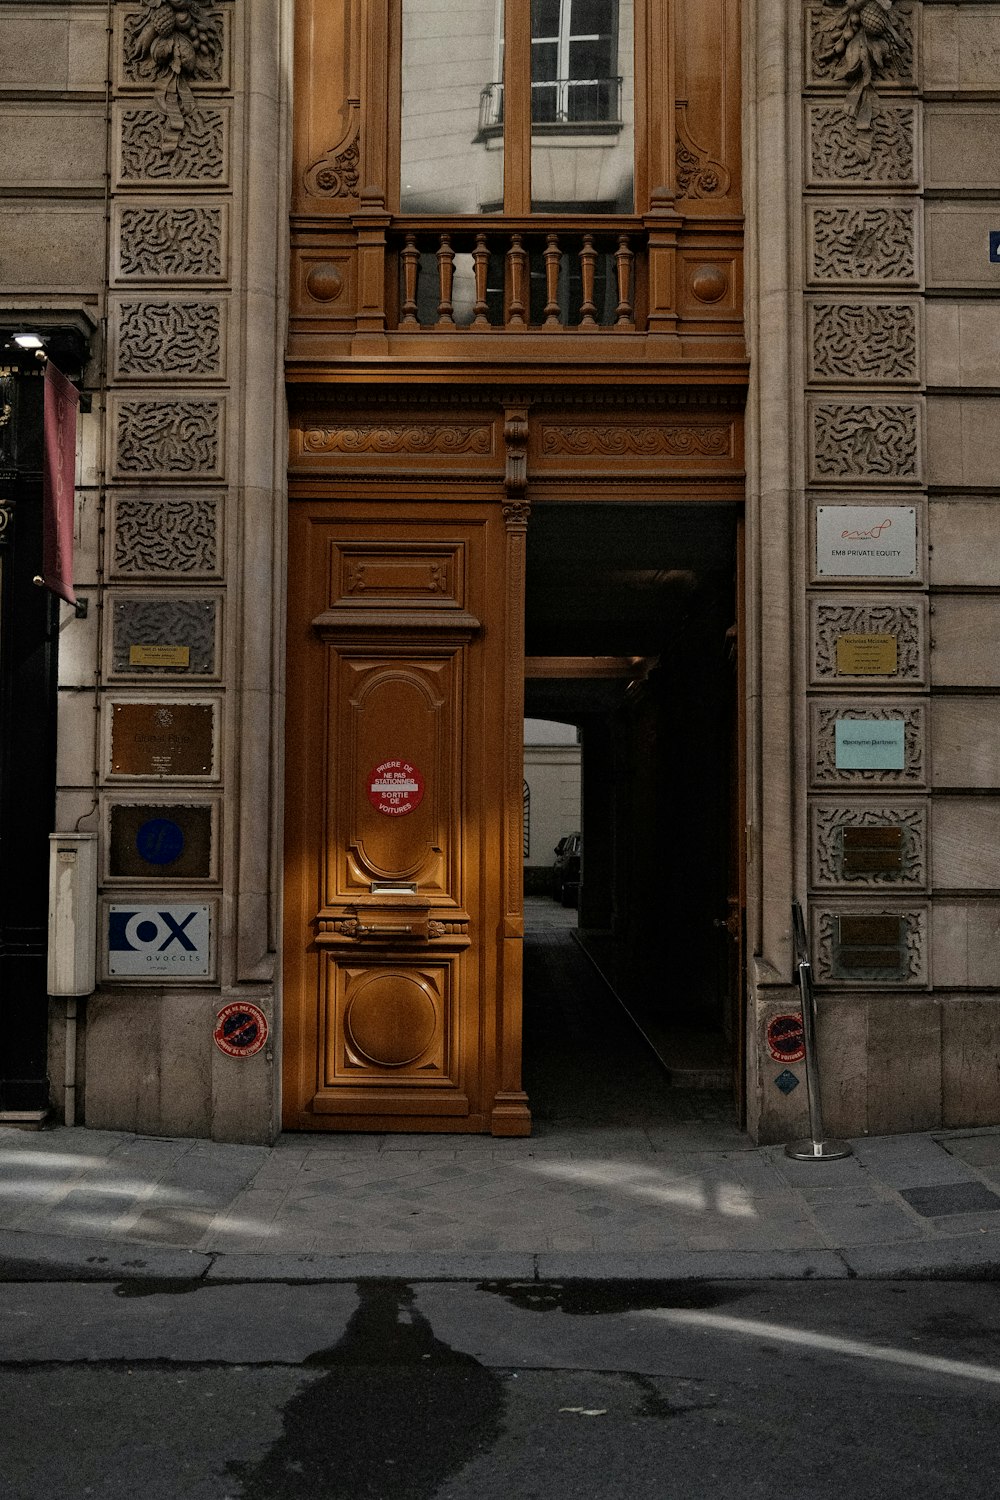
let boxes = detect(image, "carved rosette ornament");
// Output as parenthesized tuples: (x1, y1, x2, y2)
(815, 0, 905, 154)
(128, 1, 224, 154)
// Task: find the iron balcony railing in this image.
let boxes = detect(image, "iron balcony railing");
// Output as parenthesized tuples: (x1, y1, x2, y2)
(478, 77, 624, 136)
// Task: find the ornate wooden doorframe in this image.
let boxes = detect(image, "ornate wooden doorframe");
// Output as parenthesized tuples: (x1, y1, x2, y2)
(282, 392, 744, 1134)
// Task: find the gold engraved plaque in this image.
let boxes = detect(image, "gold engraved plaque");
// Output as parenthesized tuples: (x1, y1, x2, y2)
(111, 703, 214, 777)
(129, 645, 191, 668)
(836, 633, 898, 675)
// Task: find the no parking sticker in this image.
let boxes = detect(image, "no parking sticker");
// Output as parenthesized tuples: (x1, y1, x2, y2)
(766, 1012, 805, 1063)
(214, 1002, 269, 1058)
(367, 759, 425, 817)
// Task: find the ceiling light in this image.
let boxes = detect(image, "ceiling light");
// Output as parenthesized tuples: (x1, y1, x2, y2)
(13, 332, 45, 350)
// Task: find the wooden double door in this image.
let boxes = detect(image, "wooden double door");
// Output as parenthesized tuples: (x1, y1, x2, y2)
(283, 498, 529, 1133)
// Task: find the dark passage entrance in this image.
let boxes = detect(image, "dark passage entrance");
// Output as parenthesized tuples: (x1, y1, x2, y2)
(523, 501, 743, 1119)
(521, 901, 737, 1131)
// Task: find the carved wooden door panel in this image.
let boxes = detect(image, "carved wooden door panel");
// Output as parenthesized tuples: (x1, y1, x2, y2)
(284, 500, 526, 1132)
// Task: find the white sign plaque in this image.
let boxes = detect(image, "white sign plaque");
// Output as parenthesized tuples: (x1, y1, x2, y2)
(107, 903, 212, 977)
(816, 506, 917, 578)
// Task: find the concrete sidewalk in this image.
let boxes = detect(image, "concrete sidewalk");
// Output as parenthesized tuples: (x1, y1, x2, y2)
(2, 1118, 1000, 1283)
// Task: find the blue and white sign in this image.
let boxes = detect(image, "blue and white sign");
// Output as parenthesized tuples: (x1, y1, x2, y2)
(835, 719, 905, 771)
(107, 903, 211, 977)
(990, 231, 1000, 264)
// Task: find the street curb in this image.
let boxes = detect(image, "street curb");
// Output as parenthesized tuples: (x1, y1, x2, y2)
(0, 1230, 213, 1282)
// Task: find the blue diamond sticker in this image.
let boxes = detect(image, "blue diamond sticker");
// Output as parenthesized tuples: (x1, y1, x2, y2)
(775, 1068, 800, 1095)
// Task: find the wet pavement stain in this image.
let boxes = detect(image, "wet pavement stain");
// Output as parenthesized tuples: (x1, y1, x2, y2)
(228, 1281, 505, 1499)
(478, 1278, 746, 1318)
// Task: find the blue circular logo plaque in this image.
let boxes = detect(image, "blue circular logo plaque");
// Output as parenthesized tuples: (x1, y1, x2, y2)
(136, 817, 185, 866)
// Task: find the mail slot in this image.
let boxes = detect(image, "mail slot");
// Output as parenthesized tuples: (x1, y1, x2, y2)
(840, 825, 905, 878)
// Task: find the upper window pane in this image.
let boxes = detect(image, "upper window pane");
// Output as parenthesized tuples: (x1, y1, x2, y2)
(531, 0, 633, 212)
(400, 0, 503, 214)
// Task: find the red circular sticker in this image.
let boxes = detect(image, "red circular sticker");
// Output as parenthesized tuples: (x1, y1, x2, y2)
(214, 1002, 269, 1058)
(766, 1012, 805, 1063)
(367, 759, 425, 817)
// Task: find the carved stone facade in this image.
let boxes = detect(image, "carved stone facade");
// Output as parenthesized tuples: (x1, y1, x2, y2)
(5, 0, 998, 1149)
(810, 801, 928, 890)
(807, 302, 919, 384)
(110, 494, 221, 578)
(114, 204, 227, 281)
(808, 400, 922, 482)
(114, 300, 226, 380)
(807, 203, 918, 286)
(810, 597, 926, 685)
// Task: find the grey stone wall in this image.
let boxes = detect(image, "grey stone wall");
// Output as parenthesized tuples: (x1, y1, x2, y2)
(1, 1, 289, 1141)
(747, 0, 1000, 1141)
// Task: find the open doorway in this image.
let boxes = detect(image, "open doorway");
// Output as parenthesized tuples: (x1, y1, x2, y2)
(522, 502, 744, 1123)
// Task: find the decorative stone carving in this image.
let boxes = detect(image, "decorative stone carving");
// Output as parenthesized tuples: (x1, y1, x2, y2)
(541, 425, 732, 458)
(115, 398, 223, 478)
(119, 106, 227, 183)
(110, 493, 220, 577)
(811, 702, 926, 786)
(813, 904, 927, 985)
(808, 301, 919, 384)
(810, 801, 927, 889)
(116, 204, 226, 281)
(675, 104, 731, 200)
(111, 596, 218, 674)
(809, 400, 921, 483)
(808, 103, 916, 184)
(301, 425, 493, 455)
(115, 300, 224, 379)
(304, 102, 361, 199)
(807, 204, 917, 286)
(124, 3, 225, 151)
(810, 597, 925, 683)
(810, 2, 912, 131)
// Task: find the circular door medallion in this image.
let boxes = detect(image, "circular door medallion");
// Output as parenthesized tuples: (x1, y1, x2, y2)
(345, 973, 437, 1068)
(366, 759, 425, 817)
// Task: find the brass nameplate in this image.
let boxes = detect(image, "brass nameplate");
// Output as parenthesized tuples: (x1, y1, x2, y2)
(835, 912, 905, 975)
(111, 703, 214, 777)
(836, 633, 898, 675)
(841, 825, 905, 877)
(129, 645, 191, 668)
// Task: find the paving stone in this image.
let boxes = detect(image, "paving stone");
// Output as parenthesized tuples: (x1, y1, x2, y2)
(939, 1132, 1000, 1169)
(900, 1181, 1000, 1218)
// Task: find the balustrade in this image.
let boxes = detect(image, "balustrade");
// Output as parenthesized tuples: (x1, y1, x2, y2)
(393, 227, 638, 332)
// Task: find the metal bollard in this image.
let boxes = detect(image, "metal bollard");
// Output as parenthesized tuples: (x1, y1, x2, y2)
(784, 901, 852, 1161)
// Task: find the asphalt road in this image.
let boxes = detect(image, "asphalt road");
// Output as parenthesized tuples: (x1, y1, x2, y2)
(3, 1277, 1000, 1499)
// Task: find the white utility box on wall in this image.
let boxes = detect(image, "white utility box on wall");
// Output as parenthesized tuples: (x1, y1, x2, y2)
(47, 833, 97, 996)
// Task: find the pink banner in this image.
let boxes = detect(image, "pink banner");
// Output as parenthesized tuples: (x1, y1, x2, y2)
(42, 359, 80, 607)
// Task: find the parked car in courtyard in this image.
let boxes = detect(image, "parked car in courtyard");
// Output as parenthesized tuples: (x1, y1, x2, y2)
(552, 833, 582, 907)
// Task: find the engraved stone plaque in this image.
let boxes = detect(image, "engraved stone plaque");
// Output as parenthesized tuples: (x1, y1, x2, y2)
(111, 703, 214, 777)
(840, 825, 904, 878)
(836, 634, 898, 675)
(109, 803, 213, 878)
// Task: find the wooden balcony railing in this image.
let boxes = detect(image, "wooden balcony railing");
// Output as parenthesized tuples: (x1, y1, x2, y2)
(391, 226, 639, 332)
